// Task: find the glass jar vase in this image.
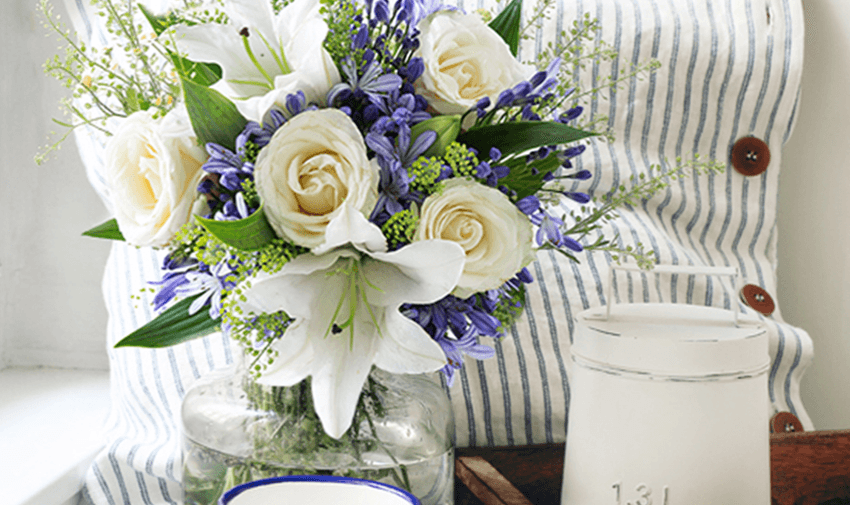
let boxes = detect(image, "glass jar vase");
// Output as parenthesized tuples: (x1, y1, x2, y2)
(180, 363, 455, 505)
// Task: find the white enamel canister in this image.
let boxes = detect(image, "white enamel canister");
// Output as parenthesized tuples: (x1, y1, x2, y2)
(561, 266, 770, 505)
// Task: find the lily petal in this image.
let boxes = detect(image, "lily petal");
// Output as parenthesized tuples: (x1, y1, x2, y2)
(309, 312, 381, 438)
(274, 0, 323, 43)
(374, 309, 447, 374)
(224, 0, 277, 46)
(240, 250, 356, 318)
(256, 319, 315, 386)
(170, 23, 273, 98)
(363, 240, 465, 306)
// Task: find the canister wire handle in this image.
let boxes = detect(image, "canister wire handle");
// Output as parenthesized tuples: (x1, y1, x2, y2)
(605, 264, 740, 325)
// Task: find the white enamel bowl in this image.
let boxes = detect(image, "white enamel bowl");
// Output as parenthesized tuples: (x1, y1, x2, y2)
(218, 475, 421, 505)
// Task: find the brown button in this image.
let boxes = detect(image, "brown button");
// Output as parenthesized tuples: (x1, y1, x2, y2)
(770, 411, 803, 433)
(739, 284, 775, 316)
(731, 136, 771, 176)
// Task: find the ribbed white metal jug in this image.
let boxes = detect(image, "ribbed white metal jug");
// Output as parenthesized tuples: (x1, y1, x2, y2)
(561, 265, 770, 505)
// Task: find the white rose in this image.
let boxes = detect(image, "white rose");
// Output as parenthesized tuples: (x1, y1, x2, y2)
(414, 10, 534, 115)
(255, 109, 379, 249)
(104, 107, 207, 247)
(415, 178, 535, 297)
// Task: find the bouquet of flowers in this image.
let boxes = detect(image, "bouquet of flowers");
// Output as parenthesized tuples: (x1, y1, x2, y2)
(40, 0, 719, 500)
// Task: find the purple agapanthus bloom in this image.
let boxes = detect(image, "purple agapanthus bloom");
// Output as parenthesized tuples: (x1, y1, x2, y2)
(236, 109, 286, 155)
(202, 143, 251, 193)
(370, 159, 414, 222)
(151, 253, 199, 311)
(558, 106, 584, 123)
(215, 192, 252, 221)
(370, 90, 431, 133)
(366, 120, 435, 168)
(328, 57, 403, 106)
(175, 258, 239, 319)
(516, 194, 585, 251)
(529, 58, 562, 97)
(198, 112, 290, 219)
(434, 329, 496, 386)
(533, 212, 583, 251)
(403, 269, 534, 383)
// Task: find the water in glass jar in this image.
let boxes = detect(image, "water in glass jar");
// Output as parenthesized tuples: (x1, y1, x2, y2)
(183, 437, 455, 505)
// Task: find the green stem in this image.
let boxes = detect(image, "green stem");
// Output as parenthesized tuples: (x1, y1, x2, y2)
(101, 0, 162, 96)
(39, 0, 134, 88)
(361, 377, 412, 493)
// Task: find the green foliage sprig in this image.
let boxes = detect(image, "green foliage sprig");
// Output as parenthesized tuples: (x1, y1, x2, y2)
(541, 155, 726, 268)
(36, 0, 229, 164)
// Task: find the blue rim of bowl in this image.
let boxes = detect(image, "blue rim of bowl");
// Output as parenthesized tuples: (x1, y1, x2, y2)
(218, 474, 422, 505)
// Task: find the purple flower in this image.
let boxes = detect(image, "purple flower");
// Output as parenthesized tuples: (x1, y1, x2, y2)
(215, 192, 253, 221)
(558, 106, 584, 123)
(435, 330, 495, 386)
(372, 0, 390, 21)
(175, 259, 238, 319)
(151, 254, 198, 311)
(536, 213, 565, 247)
(329, 58, 403, 106)
(563, 191, 591, 204)
(201, 143, 252, 193)
(402, 58, 424, 82)
(285, 91, 308, 116)
(370, 159, 414, 222)
(534, 212, 583, 251)
(516, 195, 541, 215)
(236, 109, 285, 154)
(563, 169, 592, 181)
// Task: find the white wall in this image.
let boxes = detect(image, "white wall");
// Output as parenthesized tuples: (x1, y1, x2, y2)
(778, 0, 850, 430)
(1, 0, 110, 370)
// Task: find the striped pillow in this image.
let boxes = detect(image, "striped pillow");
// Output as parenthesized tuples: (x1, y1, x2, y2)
(66, 0, 811, 503)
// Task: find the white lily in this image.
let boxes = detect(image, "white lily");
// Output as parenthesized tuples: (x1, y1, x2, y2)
(237, 210, 465, 438)
(169, 0, 340, 122)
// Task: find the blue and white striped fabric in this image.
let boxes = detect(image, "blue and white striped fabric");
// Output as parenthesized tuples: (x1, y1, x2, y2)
(65, 0, 811, 503)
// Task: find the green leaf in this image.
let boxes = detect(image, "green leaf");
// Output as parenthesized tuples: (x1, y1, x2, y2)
(124, 87, 141, 113)
(195, 205, 277, 251)
(115, 295, 220, 348)
(182, 78, 248, 152)
(138, 4, 170, 36)
(458, 121, 597, 159)
(82, 219, 125, 241)
(501, 152, 562, 200)
(170, 52, 222, 87)
(489, 0, 523, 57)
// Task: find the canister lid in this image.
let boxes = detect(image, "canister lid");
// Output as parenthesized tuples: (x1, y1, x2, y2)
(574, 304, 768, 379)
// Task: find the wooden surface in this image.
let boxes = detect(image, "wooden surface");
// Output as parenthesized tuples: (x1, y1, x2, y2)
(455, 431, 850, 505)
(771, 430, 850, 505)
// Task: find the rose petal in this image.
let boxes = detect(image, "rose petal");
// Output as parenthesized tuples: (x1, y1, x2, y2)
(314, 201, 387, 255)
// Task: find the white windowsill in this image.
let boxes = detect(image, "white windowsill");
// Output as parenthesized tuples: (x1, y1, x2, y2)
(0, 367, 110, 505)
